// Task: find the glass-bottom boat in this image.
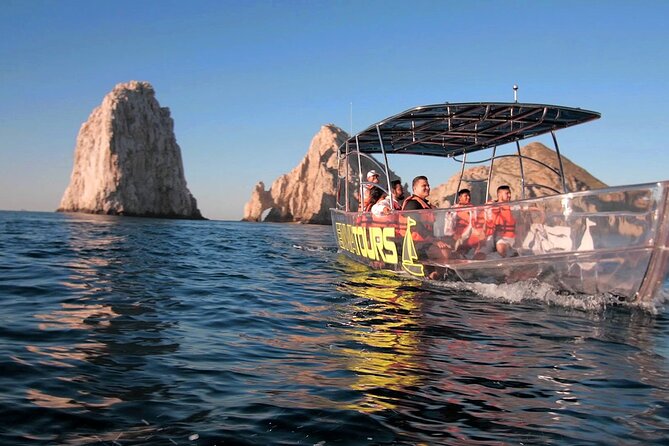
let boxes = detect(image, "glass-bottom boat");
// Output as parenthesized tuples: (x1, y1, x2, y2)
(331, 101, 669, 304)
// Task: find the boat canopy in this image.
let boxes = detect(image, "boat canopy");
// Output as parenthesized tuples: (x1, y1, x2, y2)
(341, 102, 600, 158)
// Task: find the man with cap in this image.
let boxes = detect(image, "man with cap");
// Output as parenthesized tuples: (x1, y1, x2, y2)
(361, 170, 380, 210)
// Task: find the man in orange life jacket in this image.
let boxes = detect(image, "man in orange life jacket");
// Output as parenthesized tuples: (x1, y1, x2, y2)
(401, 176, 453, 263)
(402, 176, 432, 211)
(485, 185, 517, 257)
(453, 188, 486, 258)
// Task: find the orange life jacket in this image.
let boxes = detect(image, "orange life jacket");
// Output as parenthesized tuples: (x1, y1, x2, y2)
(491, 205, 516, 238)
(358, 186, 372, 211)
(399, 195, 434, 242)
(401, 195, 432, 210)
(454, 207, 472, 237)
(355, 212, 372, 226)
(452, 206, 485, 251)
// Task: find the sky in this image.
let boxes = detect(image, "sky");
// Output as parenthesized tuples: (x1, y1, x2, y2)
(1, 0, 668, 221)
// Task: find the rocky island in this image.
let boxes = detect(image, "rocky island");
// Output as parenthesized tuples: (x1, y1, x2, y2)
(242, 125, 406, 224)
(242, 124, 348, 224)
(58, 81, 203, 219)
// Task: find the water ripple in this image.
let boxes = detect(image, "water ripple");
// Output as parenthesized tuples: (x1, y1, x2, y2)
(0, 211, 668, 445)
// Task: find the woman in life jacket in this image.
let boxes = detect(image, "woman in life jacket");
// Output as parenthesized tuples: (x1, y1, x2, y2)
(364, 186, 385, 213)
(355, 185, 384, 226)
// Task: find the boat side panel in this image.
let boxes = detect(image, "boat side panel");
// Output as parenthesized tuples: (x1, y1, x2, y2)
(635, 184, 669, 302)
(330, 210, 405, 274)
(331, 182, 669, 302)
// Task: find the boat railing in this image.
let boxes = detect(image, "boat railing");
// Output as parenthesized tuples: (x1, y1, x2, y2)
(336, 183, 663, 257)
(454, 149, 566, 203)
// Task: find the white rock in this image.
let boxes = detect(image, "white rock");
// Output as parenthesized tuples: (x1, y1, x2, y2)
(242, 124, 348, 224)
(242, 124, 403, 224)
(58, 81, 203, 219)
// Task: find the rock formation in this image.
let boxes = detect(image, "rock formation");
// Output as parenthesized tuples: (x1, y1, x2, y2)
(58, 81, 203, 219)
(242, 125, 404, 224)
(429, 142, 607, 207)
(242, 125, 347, 224)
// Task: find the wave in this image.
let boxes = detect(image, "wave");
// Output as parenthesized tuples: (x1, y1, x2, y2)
(426, 278, 669, 315)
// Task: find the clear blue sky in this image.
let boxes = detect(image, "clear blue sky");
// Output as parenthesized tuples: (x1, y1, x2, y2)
(1, 0, 668, 220)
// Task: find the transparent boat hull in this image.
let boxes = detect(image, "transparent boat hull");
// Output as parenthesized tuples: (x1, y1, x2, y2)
(331, 182, 669, 303)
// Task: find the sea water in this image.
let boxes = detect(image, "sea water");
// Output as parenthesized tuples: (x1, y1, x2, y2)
(0, 210, 668, 445)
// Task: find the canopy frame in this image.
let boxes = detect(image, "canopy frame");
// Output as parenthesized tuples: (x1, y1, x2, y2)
(336, 102, 600, 210)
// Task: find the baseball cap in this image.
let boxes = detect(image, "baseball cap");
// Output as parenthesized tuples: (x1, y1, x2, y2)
(366, 170, 379, 179)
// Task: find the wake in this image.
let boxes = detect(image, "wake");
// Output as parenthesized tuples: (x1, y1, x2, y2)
(426, 278, 669, 315)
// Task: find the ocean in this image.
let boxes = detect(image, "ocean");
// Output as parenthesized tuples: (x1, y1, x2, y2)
(1, 210, 668, 445)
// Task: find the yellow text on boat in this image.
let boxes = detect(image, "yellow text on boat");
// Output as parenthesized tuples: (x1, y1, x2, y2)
(334, 223, 398, 264)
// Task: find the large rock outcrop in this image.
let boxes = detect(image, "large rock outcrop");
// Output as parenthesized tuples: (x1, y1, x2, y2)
(243, 125, 404, 224)
(243, 125, 348, 224)
(429, 142, 607, 207)
(58, 81, 203, 219)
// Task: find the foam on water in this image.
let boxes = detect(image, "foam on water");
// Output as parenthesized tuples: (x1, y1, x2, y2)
(428, 278, 669, 315)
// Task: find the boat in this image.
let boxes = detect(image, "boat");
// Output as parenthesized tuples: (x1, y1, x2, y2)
(330, 100, 669, 304)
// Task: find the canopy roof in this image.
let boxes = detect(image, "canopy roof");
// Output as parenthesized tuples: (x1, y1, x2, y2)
(341, 102, 600, 157)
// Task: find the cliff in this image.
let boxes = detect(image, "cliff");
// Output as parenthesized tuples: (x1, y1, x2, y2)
(57, 81, 203, 219)
(242, 125, 347, 224)
(429, 142, 608, 206)
(243, 124, 406, 224)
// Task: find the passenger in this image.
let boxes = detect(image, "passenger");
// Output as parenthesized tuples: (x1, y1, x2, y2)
(452, 189, 483, 258)
(401, 176, 455, 277)
(453, 188, 471, 207)
(371, 189, 393, 217)
(402, 176, 433, 210)
(361, 170, 381, 210)
(364, 186, 385, 213)
(486, 185, 517, 257)
(390, 179, 405, 209)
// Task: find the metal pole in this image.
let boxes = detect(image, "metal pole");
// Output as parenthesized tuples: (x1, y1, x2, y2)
(376, 124, 394, 209)
(486, 146, 497, 201)
(347, 103, 353, 211)
(344, 141, 350, 211)
(516, 140, 526, 199)
(455, 151, 467, 206)
(336, 144, 342, 210)
(551, 130, 568, 193)
(355, 135, 364, 211)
